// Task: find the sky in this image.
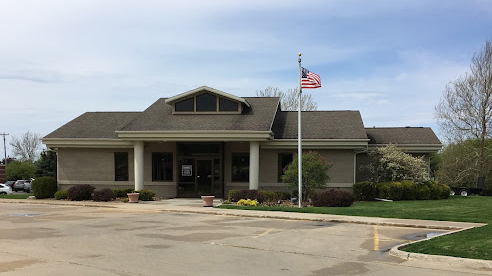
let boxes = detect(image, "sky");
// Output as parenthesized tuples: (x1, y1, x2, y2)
(1, 0, 491, 158)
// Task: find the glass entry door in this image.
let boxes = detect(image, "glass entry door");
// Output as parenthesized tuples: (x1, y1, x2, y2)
(196, 159, 213, 196)
(177, 142, 223, 198)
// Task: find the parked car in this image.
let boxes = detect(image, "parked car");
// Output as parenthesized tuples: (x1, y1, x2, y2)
(4, 181, 15, 189)
(0, 184, 13, 195)
(24, 181, 32, 193)
(13, 180, 26, 192)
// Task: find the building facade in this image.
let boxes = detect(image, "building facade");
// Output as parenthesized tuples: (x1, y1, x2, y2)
(42, 86, 442, 198)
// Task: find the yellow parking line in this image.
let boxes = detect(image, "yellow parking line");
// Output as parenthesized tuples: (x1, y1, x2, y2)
(254, 228, 275, 238)
(373, 225, 379, 251)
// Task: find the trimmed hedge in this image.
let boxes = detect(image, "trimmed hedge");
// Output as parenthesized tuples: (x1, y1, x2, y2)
(31, 177, 58, 199)
(312, 190, 355, 207)
(353, 181, 378, 201)
(401, 180, 417, 200)
(54, 190, 68, 200)
(354, 180, 450, 201)
(228, 189, 264, 203)
(93, 188, 115, 202)
(135, 189, 155, 201)
(378, 181, 404, 201)
(67, 184, 95, 201)
(113, 188, 134, 198)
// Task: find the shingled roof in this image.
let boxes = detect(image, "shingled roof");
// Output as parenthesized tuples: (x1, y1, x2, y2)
(119, 97, 279, 132)
(365, 127, 441, 145)
(272, 111, 367, 139)
(44, 112, 141, 139)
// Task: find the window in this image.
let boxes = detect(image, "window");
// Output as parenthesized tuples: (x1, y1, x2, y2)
(152, 153, 173, 181)
(196, 93, 217, 111)
(219, 97, 239, 111)
(278, 153, 293, 182)
(114, 152, 129, 181)
(175, 98, 194, 111)
(232, 154, 249, 182)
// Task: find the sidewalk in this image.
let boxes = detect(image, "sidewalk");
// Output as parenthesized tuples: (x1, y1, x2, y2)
(0, 198, 485, 230)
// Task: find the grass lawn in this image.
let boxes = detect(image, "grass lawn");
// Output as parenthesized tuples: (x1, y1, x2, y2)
(219, 196, 492, 260)
(0, 194, 33, 199)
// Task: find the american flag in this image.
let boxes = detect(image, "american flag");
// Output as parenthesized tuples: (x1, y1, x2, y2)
(301, 67, 321, 89)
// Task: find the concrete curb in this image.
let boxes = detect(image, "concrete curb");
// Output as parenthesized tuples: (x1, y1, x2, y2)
(0, 199, 118, 208)
(389, 226, 492, 271)
(156, 207, 482, 230)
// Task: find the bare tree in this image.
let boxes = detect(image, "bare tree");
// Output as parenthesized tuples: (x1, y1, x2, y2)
(435, 39, 492, 176)
(256, 86, 318, 111)
(9, 131, 41, 163)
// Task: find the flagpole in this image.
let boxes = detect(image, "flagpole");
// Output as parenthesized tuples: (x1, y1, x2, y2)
(298, 53, 302, 208)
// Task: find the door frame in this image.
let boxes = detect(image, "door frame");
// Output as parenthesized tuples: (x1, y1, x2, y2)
(195, 158, 214, 196)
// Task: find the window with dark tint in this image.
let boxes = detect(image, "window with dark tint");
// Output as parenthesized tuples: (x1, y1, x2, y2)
(278, 153, 293, 182)
(219, 97, 239, 111)
(196, 93, 217, 111)
(232, 154, 249, 182)
(175, 98, 194, 111)
(114, 152, 129, 181)
(152, 153, 173, 181)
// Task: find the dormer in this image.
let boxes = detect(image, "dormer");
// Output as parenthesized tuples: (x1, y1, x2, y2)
(165, 86, 251, 114)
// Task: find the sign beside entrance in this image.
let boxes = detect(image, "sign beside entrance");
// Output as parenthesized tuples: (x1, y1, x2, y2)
(182, 165, 193, 176)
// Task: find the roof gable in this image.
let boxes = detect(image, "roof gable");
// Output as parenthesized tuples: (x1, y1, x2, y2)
(164, 86, 250, 107)
(119, 97, 279, 132)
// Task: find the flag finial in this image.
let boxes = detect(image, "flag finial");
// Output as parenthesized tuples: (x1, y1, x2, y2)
(298, 53, 302, 56)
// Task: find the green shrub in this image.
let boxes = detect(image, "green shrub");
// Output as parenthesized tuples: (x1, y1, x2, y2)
(113, 188, 134, 198)
(228, 189, 239, 201)
(439, 183, 451, 199)
(312, 190, 355, 207)
(275, 191, 291, 200)
(135, 189, 155, 201)
(353, 181, 377, 201)
(54, 190, 68, 200)
(67, 184, 95, 201)
(416, 185, 431, 200)
(377, 182, 403, 201)
(400, 180, 417, 200)
(259, 190, 277, 202)
(93, 188, 115, 202)
(229, 189, 264, 203)
(282, 151, 332, 202)
(423, 180, 441, 200)
(31, 177, 57, 199)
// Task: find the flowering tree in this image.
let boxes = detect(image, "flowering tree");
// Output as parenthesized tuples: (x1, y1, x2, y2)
(366, 144, 429, 183)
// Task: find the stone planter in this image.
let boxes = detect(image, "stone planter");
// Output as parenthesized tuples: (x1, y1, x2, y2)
(201, 195, 215, 207)
(127, 193, 140, 203)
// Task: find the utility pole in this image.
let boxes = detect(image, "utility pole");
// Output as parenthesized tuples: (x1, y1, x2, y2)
(0, 133, 8, 164)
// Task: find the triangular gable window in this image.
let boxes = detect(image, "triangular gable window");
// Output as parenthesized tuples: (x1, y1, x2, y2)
(172, 93, 241, 114)
(196, 93, 217, 111)
(166, 86, 249, 114)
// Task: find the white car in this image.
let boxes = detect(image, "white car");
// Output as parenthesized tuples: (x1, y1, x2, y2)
(0, 184, 13, 195)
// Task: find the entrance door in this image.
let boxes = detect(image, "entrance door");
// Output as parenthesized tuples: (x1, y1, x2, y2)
(196, 159, 213, 196)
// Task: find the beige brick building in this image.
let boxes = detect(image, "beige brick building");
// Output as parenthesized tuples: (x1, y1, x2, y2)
(43, 86, 442, 198)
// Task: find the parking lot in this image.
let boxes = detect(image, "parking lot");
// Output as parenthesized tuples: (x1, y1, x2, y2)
(0, 203, 489, 276)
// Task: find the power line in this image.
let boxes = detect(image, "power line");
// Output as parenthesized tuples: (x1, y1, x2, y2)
(0, 133, 9, 164)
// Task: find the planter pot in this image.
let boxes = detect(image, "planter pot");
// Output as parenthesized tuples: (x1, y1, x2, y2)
(127, 193, 140, 203)
(201, 195, 215, 207)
